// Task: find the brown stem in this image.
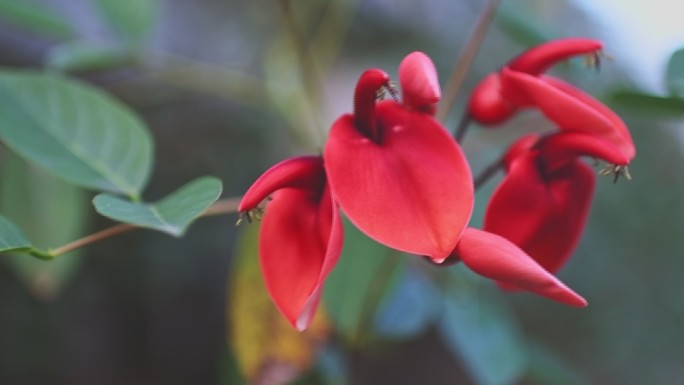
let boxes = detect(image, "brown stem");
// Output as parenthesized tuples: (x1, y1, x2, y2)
(48, 196, 242, 258)
(474, 157, 503, 190)
(454, 113, 472, 143)
(49, 224, 136, 257)
(437, 0, 501, 122)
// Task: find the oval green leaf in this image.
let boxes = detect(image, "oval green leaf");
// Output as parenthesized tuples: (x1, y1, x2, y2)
(93, 176, 223, 237)
(0, 70, 154, 198)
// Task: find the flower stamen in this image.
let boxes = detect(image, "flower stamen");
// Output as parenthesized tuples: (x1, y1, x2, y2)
(598, 163, 632, 184)
(235, 207, 266, 226)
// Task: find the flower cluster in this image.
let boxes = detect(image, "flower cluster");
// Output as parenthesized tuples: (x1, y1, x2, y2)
(239, 40, 634, 330)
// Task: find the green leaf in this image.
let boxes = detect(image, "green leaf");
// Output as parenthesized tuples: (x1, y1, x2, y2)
(608, 89, 684, 118)
(46, 41, 134, 72)
(96, 0, 159, 42)
(0, 153, 88, 300)
(0, 0, 73, 38)
(666, 48, 684, 96)
(439, 270, 528, 385)
(0, 70, 154, 199)
(322, 217, 404, 343)
(93, 176, 223, 237)
(0, 214, 31, 253)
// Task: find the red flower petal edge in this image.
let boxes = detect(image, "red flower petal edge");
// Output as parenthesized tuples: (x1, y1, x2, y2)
(455, 227, 588, 307)
(240, 156, 342, 330)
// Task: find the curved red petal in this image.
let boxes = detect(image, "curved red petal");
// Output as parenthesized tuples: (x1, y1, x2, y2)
(540, 131, 630, 172)
(239, 156, 324, 212)
(259, 185, 343, 330)
(508, 38, 603, 75)
(502, 133, 541, 169)
(456, 227, 587, 307)
(501, 69, 635, 160)
(485, 154, 595, 274)
(519, 161, 595, 274)
(399, 51, 441, 112)
(467, 73, 517, 125)
(325, 102, 473, 261)
(543, 76, 635, 160)
(354, 69, 391, 142)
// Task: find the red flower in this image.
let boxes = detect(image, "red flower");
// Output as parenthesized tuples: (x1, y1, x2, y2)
(467, 37, 635, 160)
(500, 69, 635, 160)
(238, 156, 342, 330)
(452, 227, 587, 307)
(324, 52, 473, 262)
(484, 131, 630, 277)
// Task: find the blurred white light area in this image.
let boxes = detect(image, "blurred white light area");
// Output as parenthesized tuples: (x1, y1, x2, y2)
(575, 0, 684, 91)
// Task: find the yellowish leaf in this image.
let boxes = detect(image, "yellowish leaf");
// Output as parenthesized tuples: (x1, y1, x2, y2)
(227, 224, 330, 385)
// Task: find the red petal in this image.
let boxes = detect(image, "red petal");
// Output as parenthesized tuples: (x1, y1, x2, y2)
(259, 185, 343, 330)
(543, 76, 635, 160)
(502, 133, 541, 169)
(485, 152, 550, 249)
(485, 153, 595, 274)
(540, 131, 630, 172)
(500, 69, 635, 160)
(507, 38, 603, 75)
(519, 160, 595, 274)
(325, 102, 473, 261)
(399, 51, 441, 112)
(239, 156, 325, 212)
(354, 69, 391, 142)
(467, 73, 517, 125)
(456, 228, 587, 307)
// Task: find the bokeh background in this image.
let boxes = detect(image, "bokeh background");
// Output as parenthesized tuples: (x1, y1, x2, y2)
(0, 1, 682, 384)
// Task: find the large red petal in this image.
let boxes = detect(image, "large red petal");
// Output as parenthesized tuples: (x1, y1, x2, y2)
(399, 51, 441, 113)
(507, 38, 603, 75)
(259, 186, 343, 330)
(456, 227, 587, 307)
(500, 69, 635, 160)
(325, 101, 473, 261)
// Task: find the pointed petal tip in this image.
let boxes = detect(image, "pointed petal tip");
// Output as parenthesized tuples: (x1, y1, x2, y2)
(456, 228, 587, 307)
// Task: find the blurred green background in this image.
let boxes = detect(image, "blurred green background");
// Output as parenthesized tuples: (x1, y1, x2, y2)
(0, 0, 681, 384)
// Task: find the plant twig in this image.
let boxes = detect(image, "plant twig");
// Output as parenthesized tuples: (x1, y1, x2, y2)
(276, 0, 326, 147)
(473, 157, 503, 190)
(49, 224, 136, 257)
(454, 113, 472, 143)
(48, 196, 242, 258)
(437, 0, 501, 122)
